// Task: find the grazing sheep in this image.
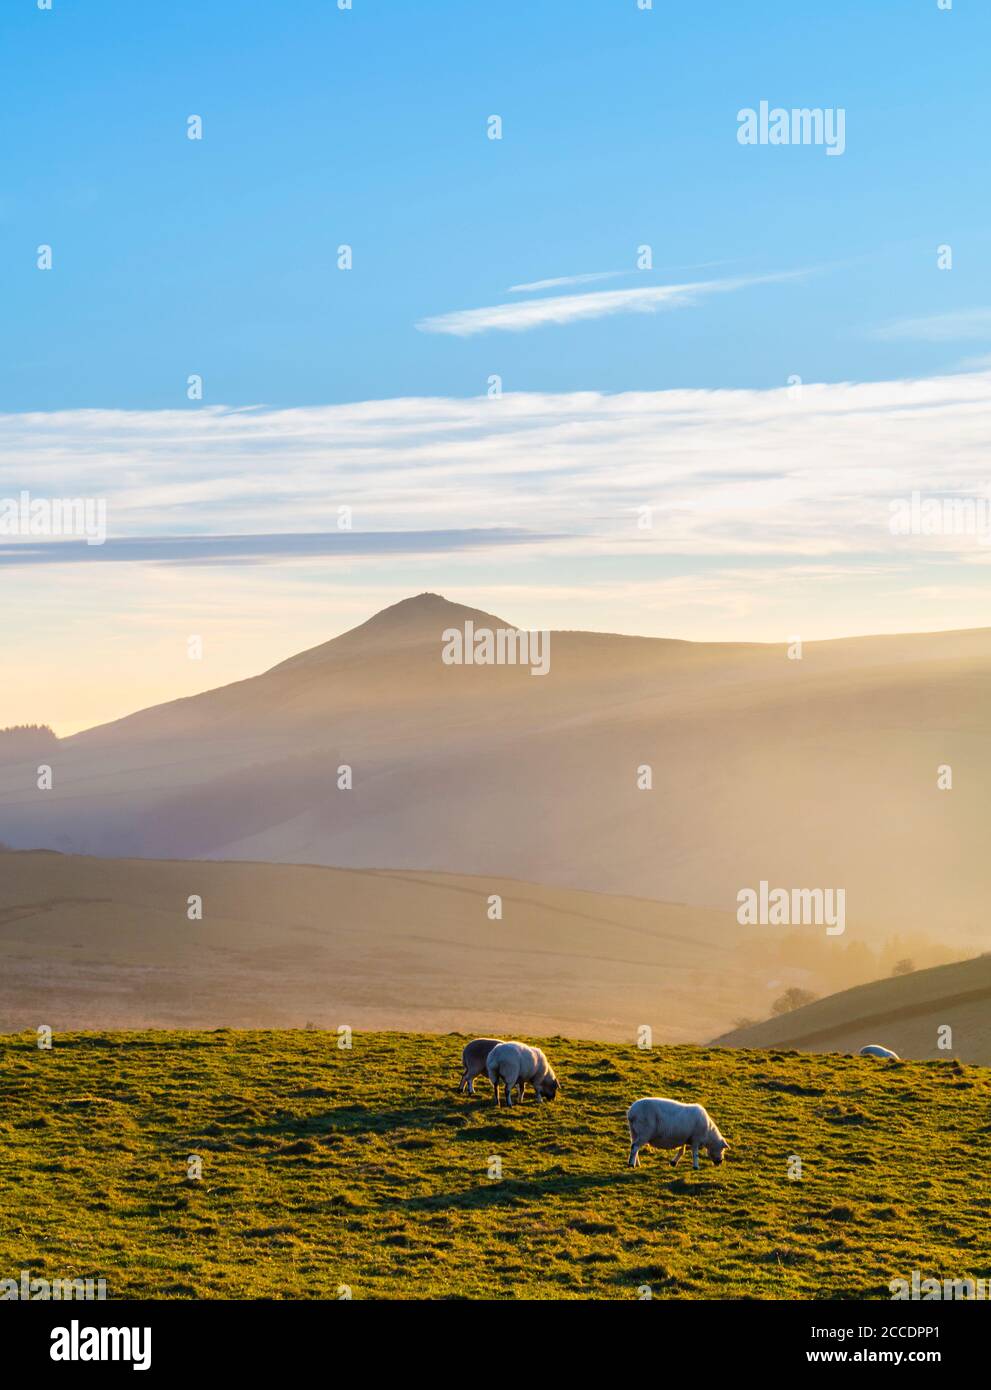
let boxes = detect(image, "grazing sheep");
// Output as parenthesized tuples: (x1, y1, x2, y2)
(486, 1041, 559, 1107)
(458, 1038, 521, 1098)
(859, 1044, 900, 1060)
(627, 1097, 729, 1170)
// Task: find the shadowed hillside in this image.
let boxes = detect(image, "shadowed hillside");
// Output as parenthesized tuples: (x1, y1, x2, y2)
(714, 955, 991, 1064)
(1, 853, 959, 1043)
(0, 851, 782, 1042)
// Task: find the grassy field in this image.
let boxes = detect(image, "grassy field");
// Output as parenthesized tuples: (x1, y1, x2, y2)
(1, 1029, 988, 1300)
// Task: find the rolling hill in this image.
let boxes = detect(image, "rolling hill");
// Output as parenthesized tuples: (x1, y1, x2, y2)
(1, 593, 988, 949)
(714, 954, 991, 1065)
(0, 850, 786, 1042)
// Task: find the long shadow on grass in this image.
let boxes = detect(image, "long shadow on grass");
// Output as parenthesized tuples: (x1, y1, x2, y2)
(250, 1096, 481, 1141)
(399, 1169, 715, 1213)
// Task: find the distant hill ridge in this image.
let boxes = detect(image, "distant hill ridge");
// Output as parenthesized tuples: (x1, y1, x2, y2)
(0, 594, 988, 951)
(714, 954, 991, 1064)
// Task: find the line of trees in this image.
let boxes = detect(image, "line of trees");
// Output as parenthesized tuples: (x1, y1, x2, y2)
(0, 724, 59, 760)
(0, 723, 58, 741)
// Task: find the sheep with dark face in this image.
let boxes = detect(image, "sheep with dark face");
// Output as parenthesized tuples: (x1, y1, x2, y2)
(485, 1042, 559, 1107)
(627, 1098, 729, 1171)
(859, 1044, 900, 1060)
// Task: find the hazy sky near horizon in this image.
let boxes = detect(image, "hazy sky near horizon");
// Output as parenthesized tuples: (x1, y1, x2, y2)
(2, 1, 990, 733)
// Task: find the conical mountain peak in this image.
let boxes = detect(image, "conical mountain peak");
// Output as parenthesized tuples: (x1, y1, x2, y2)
(269, 592, 513, 672)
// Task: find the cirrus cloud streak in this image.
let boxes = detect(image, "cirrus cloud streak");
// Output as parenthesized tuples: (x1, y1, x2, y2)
(416, 270, 809, 337)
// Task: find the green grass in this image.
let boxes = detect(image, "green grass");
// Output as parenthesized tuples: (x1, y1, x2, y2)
(1, 1030, 988, 1300)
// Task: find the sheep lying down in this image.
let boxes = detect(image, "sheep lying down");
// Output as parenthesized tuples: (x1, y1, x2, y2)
(859, 1044, 900, 1060)
(627, 1097, 729, 1170)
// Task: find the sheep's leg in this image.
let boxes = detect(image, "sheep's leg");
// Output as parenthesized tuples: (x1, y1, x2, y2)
(458, 1069, 468, 1094)
(628, 1142, 640, 1168)
(504, 1080, 513, 1107)
(671, 1145, 685, 1167)
(490, 1074, 500, 1105)
(691, 1142, 700, 1170)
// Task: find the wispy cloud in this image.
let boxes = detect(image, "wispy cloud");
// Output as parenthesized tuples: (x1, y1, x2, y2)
(417, 270, 808, 337)
(4, 367, 990, 564)
(0, 528, 541, 568)
(872, 308, 991, 343)
(507, 261, 739, 295)
(507, 271, 627, 294)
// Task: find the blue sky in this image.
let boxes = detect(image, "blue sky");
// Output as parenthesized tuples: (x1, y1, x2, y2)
(3, 0, 990, 409)
(3, 1, 991, 733)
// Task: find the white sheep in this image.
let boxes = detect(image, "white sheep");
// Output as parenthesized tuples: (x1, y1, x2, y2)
(627, 1097, 729, 1170)
(859, 1044, 900, 1060)
(486, 1042, 559, 1107)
